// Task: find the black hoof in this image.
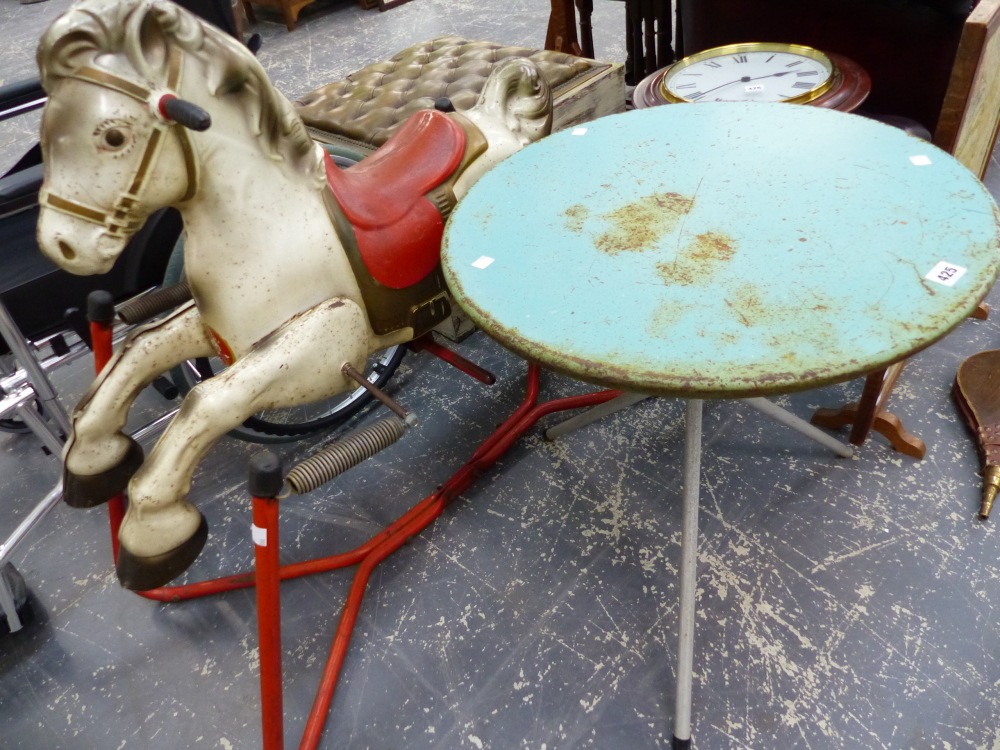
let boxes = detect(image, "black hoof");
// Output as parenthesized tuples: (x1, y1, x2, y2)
(62, 437, 144, 509)
(116, 514, 209, 591)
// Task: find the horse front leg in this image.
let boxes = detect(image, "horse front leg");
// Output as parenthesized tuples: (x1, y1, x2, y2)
(116, 297, 371, 590)
(63, 301, 215, 508)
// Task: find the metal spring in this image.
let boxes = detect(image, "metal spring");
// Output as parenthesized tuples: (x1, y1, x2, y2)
(286, 416, 406, 494)
(117, 281, 192, 325)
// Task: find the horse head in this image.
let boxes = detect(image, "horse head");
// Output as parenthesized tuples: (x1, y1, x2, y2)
(35, 0, 316, 275)
(449, 57, 552, 196)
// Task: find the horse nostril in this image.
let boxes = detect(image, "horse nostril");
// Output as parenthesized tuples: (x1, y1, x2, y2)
(58, 240, 76, 261)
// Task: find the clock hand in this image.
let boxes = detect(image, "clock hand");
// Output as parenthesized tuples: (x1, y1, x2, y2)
(747, 71, 792, 81)
(690, 71, 793, 98)
(692, 78, 747, 97)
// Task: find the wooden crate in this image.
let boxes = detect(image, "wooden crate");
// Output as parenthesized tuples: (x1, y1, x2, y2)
(936, 0, 1000, 178)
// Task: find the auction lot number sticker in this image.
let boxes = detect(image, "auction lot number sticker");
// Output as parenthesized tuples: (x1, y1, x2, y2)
(925, 261, 967, 287)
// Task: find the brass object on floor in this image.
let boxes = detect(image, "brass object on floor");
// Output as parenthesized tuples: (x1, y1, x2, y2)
(981, 465, 1000, 519)
(952, 349, 1000, 519)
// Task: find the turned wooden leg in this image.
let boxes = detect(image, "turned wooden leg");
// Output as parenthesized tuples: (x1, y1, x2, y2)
(811, 361, 926, 459)
(546, 0, 582, 55)
(972, 301, 990, 320)
(280, 0, 296, 30)
(242, 0, 256, 23)
(849, 367, 887, 445)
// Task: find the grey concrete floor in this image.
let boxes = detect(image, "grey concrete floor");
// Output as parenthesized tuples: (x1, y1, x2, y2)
(3, 2, 1000, 749)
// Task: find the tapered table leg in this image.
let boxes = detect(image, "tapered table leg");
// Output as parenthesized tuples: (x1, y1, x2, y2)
(673, 399, 702, 750)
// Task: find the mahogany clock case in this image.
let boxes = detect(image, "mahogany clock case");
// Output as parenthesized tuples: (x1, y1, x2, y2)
(633, 50, 872, 111)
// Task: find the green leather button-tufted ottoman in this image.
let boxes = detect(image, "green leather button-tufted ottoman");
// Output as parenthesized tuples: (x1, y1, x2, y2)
(295, 36, 626, 156)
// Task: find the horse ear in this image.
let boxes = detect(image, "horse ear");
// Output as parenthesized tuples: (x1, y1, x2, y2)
(482, 59, 553, 148)
(138, 11, 170, 76)
(40, 35, 101, 85)
(123, 2, 172, 81)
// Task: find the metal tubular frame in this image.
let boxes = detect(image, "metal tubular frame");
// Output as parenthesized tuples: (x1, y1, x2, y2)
(82, 320, 623, 747)
(408, 334, 497, 385)
(672, 399, 702, 747)
(0, 298, 72, 631)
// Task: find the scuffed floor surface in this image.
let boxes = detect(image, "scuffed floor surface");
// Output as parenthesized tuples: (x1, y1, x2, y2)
(3, 1, 1000, 748)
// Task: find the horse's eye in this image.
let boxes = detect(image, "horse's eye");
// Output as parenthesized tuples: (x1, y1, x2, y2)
(104, 129, 126, 148)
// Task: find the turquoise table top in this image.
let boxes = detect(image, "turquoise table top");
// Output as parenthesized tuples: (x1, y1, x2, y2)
(441, 103, 1000, 399)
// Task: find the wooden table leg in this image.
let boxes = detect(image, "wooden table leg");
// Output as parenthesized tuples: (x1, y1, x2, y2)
(810, 303, 987, 459)
(811, 361, 926, 459)
(545, 0, 583, 56)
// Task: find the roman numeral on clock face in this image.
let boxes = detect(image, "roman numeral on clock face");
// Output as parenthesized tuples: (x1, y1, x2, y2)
(791, 81, 814, 89)
(785, 60, 804, 68)
(797, 71, 819, 76)
(732, 54, 748, 63)
(705, 61, 722, 68)
(688, 91, 706, 99)
(674, 83, 697, 89)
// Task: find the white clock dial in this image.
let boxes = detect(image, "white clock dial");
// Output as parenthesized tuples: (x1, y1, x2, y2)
(662, 48, 835, 103)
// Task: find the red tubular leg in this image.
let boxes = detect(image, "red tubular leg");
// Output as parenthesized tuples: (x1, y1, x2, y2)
(89, 320, 114, 374)
(297, 365, 624, 750)
(409, 334, 497, 385)
(140, 366, 547, 601)
(469, 362, 542, 462)
(134, 493, 447, 601)
(298, 498, 446, 750)
(85, 333, 623, 750)
(254, 496, 284, 750)
(89, 320, 128, 563)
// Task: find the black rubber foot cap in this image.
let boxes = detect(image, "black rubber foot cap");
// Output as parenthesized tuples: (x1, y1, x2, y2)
(116, 514, 208, 591)
(672, 737, 692, 750)
(63, 437, 144, 509)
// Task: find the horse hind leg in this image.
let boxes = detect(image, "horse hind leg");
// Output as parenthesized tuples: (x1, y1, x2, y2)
(116, 297, 371, 590)
(62, 302, 214, 508)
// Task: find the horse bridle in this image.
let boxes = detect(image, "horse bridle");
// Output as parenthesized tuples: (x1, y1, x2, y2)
(38, 47, 200, 240)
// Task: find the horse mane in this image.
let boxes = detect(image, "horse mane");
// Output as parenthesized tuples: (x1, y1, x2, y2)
(37, 0, 319, 174)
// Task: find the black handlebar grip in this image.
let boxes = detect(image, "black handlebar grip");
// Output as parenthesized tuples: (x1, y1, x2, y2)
(162, 97, 212, 131)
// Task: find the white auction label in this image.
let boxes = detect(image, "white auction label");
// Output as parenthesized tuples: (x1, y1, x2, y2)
(745, 84, 764, 92)
(925, 261, 967, 287)
(471, 256, 495, 269)
(252, 524, 267, 546)
(909, 155, 932, 166)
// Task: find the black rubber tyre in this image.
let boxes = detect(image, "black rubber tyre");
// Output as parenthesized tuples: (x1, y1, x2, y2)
(0, 418, 30, 434)
(0, 563, 33, 635)
(163, 143, 408, 444)
(0, 398, 44, 435)
(170, 346, 407, 443)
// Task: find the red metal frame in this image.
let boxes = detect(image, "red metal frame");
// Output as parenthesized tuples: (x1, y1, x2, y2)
(409, 333, 497, 385)
(90, 327, 622, 749)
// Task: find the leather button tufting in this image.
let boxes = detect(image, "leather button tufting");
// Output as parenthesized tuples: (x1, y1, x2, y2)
(295, 35, 600, 148)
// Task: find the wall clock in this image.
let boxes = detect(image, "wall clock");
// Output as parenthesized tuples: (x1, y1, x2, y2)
(633, 42, 871, 112)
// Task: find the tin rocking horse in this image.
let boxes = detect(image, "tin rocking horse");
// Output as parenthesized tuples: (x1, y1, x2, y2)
(35, 0, 552, 590)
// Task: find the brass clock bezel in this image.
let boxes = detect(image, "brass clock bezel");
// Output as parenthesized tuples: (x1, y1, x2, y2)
(659, 42, 839, 105)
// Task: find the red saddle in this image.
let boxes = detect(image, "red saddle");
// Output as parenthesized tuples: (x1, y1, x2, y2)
(324, 109, 467, 289)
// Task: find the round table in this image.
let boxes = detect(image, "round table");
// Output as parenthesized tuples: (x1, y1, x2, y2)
(441, 102, 1000, 748)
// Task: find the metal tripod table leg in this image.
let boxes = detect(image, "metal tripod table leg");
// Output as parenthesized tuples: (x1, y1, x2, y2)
(544, 392, 649, 440)
(672, 399, 702, 749)
(546, 395, 854, 457)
